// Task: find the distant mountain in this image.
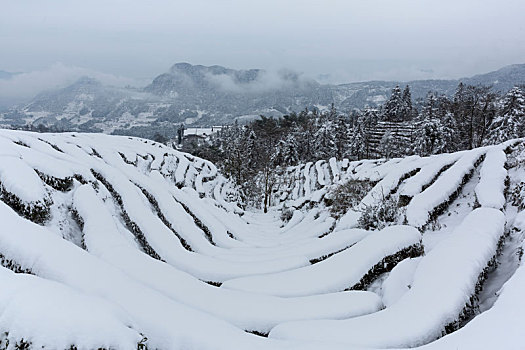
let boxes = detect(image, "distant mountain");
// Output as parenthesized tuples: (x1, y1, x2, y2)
(1, 63, 524, 138)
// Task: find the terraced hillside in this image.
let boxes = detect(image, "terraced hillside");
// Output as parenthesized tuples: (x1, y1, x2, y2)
(0, 129, 524, 349)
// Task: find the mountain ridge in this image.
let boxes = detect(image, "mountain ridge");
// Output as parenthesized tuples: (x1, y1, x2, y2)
(1, 63, 524, 137)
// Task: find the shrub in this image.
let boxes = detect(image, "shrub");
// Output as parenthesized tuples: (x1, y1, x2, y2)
(280, 207, 294, 223)
(327, 179, 373, 218)
(357, 197, 400, 230)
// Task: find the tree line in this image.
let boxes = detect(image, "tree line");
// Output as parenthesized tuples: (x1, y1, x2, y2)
(184, 83, 525, 208)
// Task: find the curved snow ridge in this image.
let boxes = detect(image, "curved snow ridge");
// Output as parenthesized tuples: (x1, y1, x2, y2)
(416, 224, 525, 349)
(406, 148, 486, 228)
(475, 147, 507, 209)
(0, 156, 48, 205)
(0, 266, 144, 349)
(1, 130, 524, 349)
(0, 193, 369, 350)
(269, 208, 505, 348)
(359, 155, 423, 208)
(90, 166, 310, 282)
(400, 152, 462, 199)
(221, 225, 422, 297)
(73, 184, 382, 334)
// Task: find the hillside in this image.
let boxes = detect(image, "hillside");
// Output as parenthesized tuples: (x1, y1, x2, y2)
(0, 129, 525, 348)
(1, 63, 524, 137)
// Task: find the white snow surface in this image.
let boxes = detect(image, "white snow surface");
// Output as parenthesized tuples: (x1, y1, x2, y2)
(269, 208, 505, 348)
(0, 129, 524, 349)
(475, 147, 507, 209)
(406, 148, 486, 228)
(221, 226, 421, 297)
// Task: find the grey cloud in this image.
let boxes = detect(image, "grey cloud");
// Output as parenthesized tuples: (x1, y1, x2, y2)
(0, 63, 146, 105)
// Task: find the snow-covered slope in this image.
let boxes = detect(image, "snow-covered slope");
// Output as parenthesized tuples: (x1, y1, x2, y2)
(0, 129, 525, 349)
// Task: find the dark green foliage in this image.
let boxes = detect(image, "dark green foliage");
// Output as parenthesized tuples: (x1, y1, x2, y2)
(443, 234, 505, 335)
(358, 197, 400, 230)
(421, 154, 485, 230)
(119, 152, 137, 166)
(245, 330, 268, 338)
(0, 253, 33, 274)
(70, 208, 87, 250)
(90, 170, 163, 261)
(348, 243, 424, 291)
(35, 170, 74, 192)
(0, 332, 148, 350)
(12, 140, 29, 148)
(37, 138, 64, 153)
(309, 244, 354, 265)
(0, 183, 50, 225)
(203, 280, 222, 287)
(327, 179, 374, 219)
(91, 148, 102, 158)
(226, 231, 237, 240)
(136, 185, 193, 252)
(177, 201, 216, 246)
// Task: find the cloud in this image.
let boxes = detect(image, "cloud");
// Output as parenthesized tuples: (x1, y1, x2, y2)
(0, 63, 144, 107)
(205, 69, 313, 94)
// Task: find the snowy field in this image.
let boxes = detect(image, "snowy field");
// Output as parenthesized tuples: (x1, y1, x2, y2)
(0, 129, 524, 349)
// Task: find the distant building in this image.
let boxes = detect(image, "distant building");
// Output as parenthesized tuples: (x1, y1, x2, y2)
(169, 125, 224, 149)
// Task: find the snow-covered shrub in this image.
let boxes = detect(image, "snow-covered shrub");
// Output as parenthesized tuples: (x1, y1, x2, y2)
(509, 181, 525, 210)
(358, 197, 400, 230)
(0, 184, 50, 225)
(0, 253, 33, 274)
(178, 201, 216, 246)
(443, 233, 505, 334)
(280, 206, 294, 223)
(327, 179, 373, 218)
(137, 185, 193, 252)
(35, 170, 74, 192)
(90, 170, 163, 260)
(348, 243, 424, 290)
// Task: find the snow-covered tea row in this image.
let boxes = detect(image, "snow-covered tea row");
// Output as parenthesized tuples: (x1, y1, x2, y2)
(0, 129, 524, 349)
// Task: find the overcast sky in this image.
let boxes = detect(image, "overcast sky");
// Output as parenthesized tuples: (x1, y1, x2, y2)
(1, 0, 525, 88)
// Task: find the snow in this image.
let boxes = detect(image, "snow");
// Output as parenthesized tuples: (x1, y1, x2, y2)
(221, 225, 421, 297)
(416, 239, 525, 349)
(359, 155, 423, 208)
(0, 156, 48, 203)
(269, 208, 505, 348)
(74, 184, 381, 334)
(381, 257, 421, 307)
(400, 152, 461, 198)
(406, 148, 486, 228)
(0, 266, 142, 349)
(475, 147, 507, 209)
(0, 129, 524, 349)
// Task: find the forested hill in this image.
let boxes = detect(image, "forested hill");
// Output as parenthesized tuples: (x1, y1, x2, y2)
(185, 85, 525, 209)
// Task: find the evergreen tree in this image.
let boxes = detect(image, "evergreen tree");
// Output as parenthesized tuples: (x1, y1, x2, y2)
(381, 85, 404, 122)
(401, 85, 414, 121)
(453, 83, 497, 149)
(419, 91, 438, 121)
(272, 133, 299, 167)
(381, 85, 413, 122)
(378, 131, 401, 159)
(333, 114, 350, 159)
(349, 108, 377, 159)
(313, 119, 336, 159)
(413, 117, 454, 156)
(484, 86, 525, 145)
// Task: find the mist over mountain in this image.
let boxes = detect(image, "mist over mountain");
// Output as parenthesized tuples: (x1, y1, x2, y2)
(1, 62, 524, 138)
